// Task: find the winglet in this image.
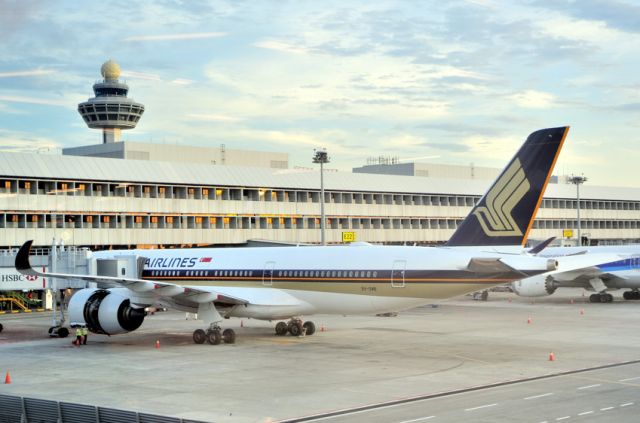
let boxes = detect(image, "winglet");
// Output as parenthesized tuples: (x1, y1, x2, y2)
(446, 126, 569, 247)
(528, 237, 556, 255)
(15, 240, 38, 276)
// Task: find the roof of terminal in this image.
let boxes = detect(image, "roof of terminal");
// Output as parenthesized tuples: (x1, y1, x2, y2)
(0, 151, 639, 201)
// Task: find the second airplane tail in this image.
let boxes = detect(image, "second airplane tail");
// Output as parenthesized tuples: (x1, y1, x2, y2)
(446, 126, 569, 247)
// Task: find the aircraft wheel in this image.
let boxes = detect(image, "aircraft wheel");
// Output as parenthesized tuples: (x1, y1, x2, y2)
(288, 321, 303, 336)
(275, 322, 288, 336)
(48, 326, 55, 334)
(303, 321, 316, 336)
(206, 329, 222, 345)
(222, 328, 236, 344)
(57, 327, 69, 338)
(605, 294, 614, 303)
(0, 323, 3, 333)
(193, 329, 206, 344)
(589, 294, 599, 303)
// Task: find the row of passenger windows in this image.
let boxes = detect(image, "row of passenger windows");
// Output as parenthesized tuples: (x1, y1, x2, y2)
(148, 269, 379, 278)
(2, 178, 639, 210)
(276, 270, 378, 278)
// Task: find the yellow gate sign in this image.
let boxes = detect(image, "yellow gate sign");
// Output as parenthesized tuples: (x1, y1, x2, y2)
(563, 229, 573, 238)
(342, 231, 356, 243)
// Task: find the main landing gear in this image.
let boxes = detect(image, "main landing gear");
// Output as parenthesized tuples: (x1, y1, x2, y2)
(192, 324, 236, 345)
(623, 290, 640, 300)
(589, 292, 614, 303)
(275, 319, 316, 337)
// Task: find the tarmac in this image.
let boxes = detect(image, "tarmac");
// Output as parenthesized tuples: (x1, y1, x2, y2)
(1, 290, 639, 423)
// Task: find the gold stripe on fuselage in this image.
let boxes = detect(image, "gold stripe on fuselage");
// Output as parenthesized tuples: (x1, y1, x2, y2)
(147, 277, 507, 299)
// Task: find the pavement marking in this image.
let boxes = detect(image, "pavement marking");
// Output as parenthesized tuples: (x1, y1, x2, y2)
(452, 354, 492, 364)
(577, 411, 593, 416)
(465, 403, 497, 411)
(395, 416, 435, 423)
(280, 360, 640, 423)
(556, 417, 570, 421)
(620, 402, 633, 407)
(600, 407, 614, 411)
(618, 376, 640, 382)
(524, 392, 554, 400)
(577, 384, 601, 390)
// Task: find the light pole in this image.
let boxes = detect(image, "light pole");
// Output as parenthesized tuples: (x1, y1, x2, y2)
(568, 174, 587, 246)
(313, 149, 330, 245)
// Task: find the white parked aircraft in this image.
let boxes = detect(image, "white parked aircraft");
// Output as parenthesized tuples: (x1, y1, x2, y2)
(512, 245, 640, 303)
(16, 127, 570, 344)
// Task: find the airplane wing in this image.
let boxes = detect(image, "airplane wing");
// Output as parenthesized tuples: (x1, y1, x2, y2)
(467, 256, 557, 274)
(15, 240, 304, 307)
(547, 253, 628, 283)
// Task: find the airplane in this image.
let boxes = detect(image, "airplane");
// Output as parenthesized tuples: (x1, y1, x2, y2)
(15, 126, 569, 345)
(511, 245, 640, 303)
(440, 126, 640, 304)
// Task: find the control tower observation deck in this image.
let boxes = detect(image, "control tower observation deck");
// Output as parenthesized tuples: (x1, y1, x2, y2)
(77, 60, 145, 143)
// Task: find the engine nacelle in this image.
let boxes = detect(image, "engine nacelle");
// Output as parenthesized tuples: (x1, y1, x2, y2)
(511, 274, 557, 297)
(68, 288, 146, 335)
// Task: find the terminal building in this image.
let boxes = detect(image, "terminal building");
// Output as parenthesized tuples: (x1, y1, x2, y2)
(1, 60, 639, 250)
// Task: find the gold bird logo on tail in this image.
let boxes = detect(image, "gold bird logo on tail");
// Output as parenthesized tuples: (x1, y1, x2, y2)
(473, 158, 530, 237)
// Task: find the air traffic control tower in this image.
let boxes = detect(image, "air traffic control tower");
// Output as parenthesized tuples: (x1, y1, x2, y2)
(77, 60, 145, 143)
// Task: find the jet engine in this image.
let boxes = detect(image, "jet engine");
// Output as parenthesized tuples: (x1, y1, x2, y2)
(68, 288, 146, 335)
(511, 275, 557, 297)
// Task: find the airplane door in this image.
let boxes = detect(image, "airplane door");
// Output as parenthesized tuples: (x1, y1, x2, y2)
(263, 261, 275, 286)
(391, 260, 406, 288)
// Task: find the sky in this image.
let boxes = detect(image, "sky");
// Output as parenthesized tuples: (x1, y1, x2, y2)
(1, 0, 639, 186)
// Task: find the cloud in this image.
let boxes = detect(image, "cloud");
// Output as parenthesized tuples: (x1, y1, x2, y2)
(533, 0, 640, 33)
(425, 142, 470, 153)
(120, 71, 162, 81)
(0, 130, 61, 153)
(254, 40, 310, 54)
(184, 113, 242, 123)
(122, 32, 227, 42)
(0, 69, 55, 78)
(0, 95, 69, 107)
(171, 78, 193, 86)
(508, 90, 556, 109)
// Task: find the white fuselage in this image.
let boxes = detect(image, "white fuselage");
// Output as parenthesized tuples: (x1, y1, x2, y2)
(93, 243, 553, 317)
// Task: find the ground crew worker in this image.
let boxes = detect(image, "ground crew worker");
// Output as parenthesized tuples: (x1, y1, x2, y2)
(81, 325, 88, 345)
(74, 325, 82, 346)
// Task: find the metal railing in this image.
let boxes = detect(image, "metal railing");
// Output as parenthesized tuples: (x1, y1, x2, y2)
(0, 394, 212, 423)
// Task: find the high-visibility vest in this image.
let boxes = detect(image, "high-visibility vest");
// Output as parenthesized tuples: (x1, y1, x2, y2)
(75, 328, 83, 337)
(81, 327, 88, 336)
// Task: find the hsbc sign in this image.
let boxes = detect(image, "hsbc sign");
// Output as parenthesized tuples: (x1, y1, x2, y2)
(0, 267, 47, 290)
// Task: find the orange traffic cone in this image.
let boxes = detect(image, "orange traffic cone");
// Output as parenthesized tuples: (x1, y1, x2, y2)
(549, 352, 555, 361)
(580, 308, 584, 315)
(155, 340, 160, 349)
(320, 325, 325, 332)
(527, 316, 532, 324)
(4, 371, 11, 384)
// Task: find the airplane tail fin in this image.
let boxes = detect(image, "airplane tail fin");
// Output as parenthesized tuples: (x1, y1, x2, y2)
(446, 126, 569, 247)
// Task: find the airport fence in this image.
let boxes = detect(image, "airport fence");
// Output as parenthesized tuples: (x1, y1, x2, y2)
(0, 394, 212, 423)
